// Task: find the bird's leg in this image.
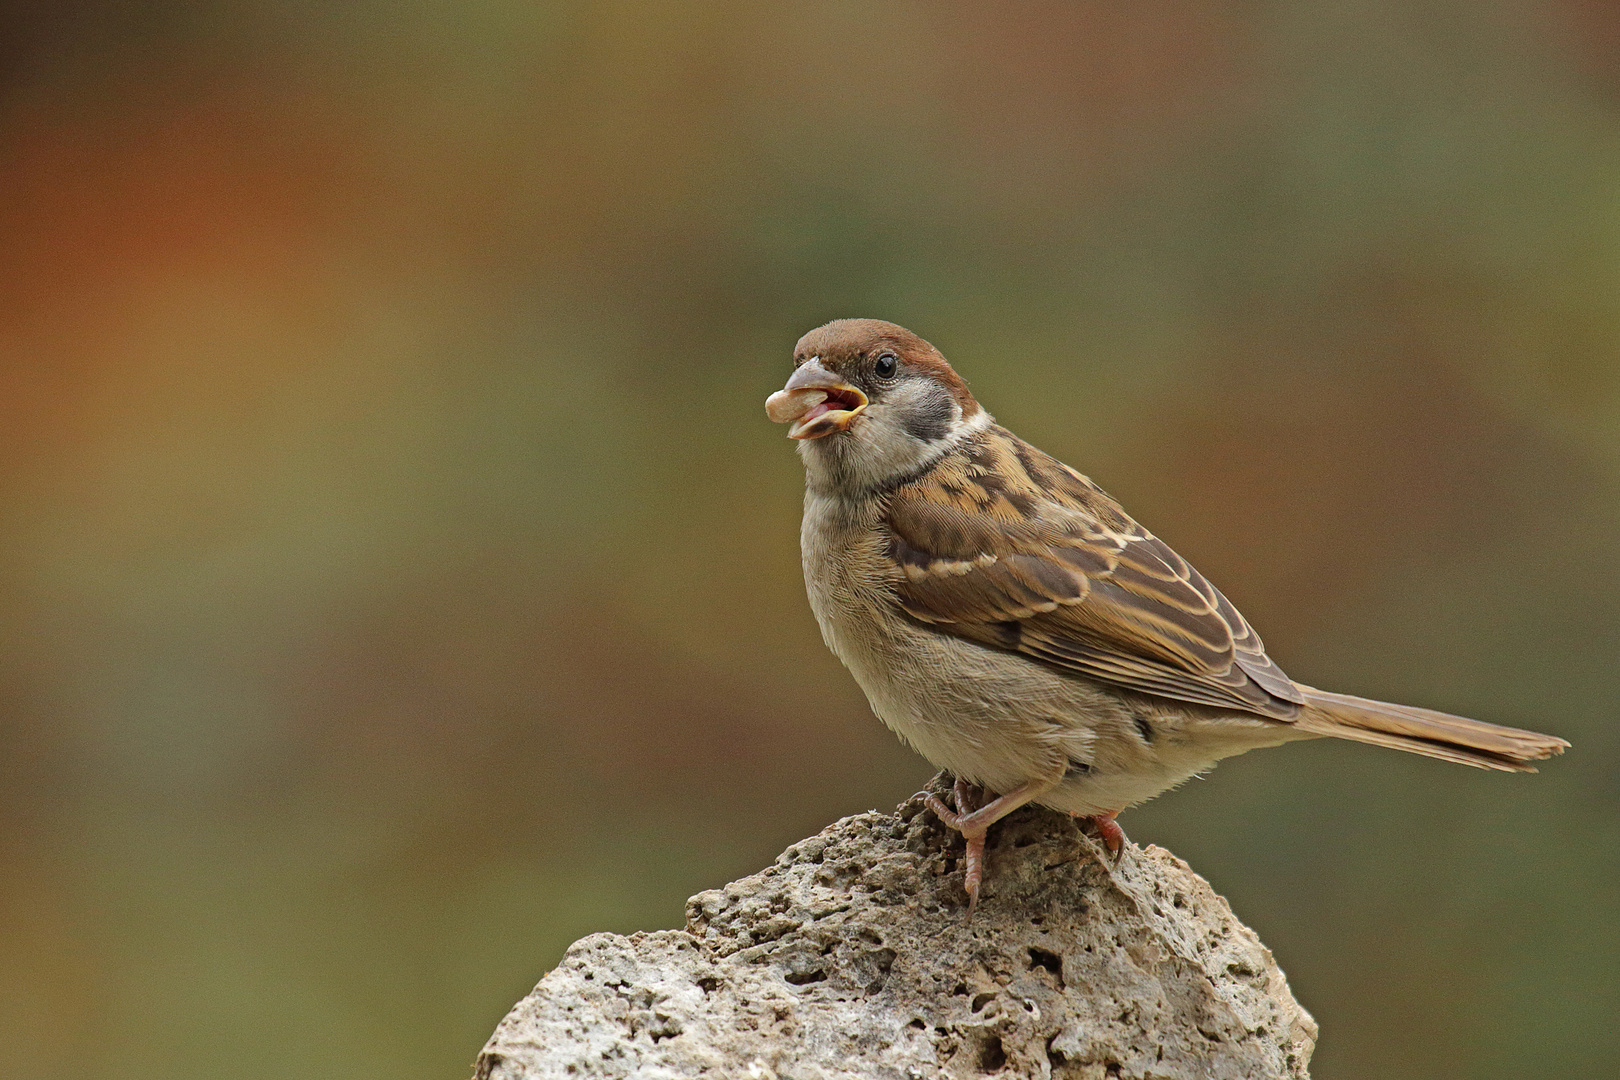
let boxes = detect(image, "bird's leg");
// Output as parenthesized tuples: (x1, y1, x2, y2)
(920, 772, 1059, 839)
(917, 764, 1065, 911)
(1080, 809, 1128, 865)
(951, 778, 986, 914)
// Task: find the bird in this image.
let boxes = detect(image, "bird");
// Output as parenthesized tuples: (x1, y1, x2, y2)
(765, 317, 1570, 912)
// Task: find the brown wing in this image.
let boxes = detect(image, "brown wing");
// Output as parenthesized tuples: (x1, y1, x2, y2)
(884, 426, 1304, 719)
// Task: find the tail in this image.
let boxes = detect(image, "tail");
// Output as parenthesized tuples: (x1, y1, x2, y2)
(1293, 685, 1570, 772)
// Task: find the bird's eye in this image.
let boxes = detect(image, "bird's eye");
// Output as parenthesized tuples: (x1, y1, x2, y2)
(874, 353, 898, 379)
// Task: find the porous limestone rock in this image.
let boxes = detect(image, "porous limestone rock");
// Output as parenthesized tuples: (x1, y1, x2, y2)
(474, 783, 1317, 1079)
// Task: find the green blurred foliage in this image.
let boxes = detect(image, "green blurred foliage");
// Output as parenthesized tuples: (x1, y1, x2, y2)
(0, 3, 1616, 1078)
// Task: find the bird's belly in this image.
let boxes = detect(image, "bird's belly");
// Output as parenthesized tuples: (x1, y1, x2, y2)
(805, 564, 1131, 795)
(1040, 746, 1223, 817)
(1041, 710, 1303, 816)
(866, 637, 1063, 778)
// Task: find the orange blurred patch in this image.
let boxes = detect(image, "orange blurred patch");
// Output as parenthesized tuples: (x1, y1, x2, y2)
(0, 83, 372, 470)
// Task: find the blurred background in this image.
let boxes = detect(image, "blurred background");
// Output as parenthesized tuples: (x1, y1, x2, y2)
(1, 2, 1616, 1077)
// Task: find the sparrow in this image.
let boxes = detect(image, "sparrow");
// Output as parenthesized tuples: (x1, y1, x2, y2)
(766, 318, 1570, 912)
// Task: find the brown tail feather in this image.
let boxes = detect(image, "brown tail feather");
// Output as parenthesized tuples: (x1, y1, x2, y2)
(1293, 685, 1570, 773)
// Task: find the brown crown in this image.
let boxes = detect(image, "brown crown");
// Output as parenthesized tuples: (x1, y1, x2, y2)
(793, 319, 980, 418)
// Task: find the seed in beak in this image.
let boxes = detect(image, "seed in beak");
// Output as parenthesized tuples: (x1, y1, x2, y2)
(765, 387, 828, 425)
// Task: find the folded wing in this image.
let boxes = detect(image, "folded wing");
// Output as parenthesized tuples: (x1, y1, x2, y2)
(884, 427, 1304, 720)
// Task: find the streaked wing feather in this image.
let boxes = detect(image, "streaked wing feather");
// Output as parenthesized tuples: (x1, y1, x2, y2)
(1017, 623, 1283, 713)
(884, 427, 1302, 720)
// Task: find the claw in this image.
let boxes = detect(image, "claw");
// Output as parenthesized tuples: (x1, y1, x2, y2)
(914, 767, 1065, 915)
(1084, 810, 1128, 866)
(954, 779, 984, 915)
(916, 782, 988, 913)
(963, 833, 984, 916)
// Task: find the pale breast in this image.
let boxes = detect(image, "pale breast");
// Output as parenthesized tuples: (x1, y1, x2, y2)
(800, 490, 1109, 792)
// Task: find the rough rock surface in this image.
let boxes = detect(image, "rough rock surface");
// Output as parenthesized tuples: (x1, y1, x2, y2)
(475, 783, 1317, 1079)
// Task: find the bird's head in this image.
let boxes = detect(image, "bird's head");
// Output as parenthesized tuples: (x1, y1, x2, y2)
(765, 319, 987, 493)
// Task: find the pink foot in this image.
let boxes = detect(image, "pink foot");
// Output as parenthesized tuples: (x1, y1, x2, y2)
(1085, 810, 1127, 864)
(954, 778, 985, 916)
(920, 776, 990, 915)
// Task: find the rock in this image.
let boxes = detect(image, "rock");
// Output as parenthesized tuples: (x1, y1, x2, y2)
(474, 781, 1317, 1079)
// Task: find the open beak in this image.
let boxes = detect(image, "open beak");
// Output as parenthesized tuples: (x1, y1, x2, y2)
(764, 360, 869, 440)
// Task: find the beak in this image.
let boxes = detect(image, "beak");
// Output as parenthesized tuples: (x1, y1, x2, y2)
(764, 360, 869, 440)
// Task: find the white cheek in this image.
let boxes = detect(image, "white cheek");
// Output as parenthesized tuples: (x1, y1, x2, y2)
(798, 384, 991, 494)
(850, 418, 927, 480)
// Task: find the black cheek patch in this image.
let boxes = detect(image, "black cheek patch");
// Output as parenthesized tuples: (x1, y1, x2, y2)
(899, 383, 956, 442)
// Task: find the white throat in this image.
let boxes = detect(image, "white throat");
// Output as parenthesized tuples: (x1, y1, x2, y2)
(799, 404, 992, 498)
